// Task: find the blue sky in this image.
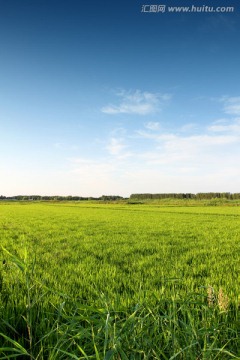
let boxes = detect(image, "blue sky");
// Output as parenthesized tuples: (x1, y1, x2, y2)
(1, 0, 240, 196)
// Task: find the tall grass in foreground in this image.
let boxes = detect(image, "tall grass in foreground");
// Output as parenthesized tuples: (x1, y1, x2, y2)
(0, 250, 239, 360)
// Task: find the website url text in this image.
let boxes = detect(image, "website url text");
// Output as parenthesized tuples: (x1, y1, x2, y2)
(141, 4, 235, 13)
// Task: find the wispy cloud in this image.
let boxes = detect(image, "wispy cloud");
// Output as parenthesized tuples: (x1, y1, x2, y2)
(106, 138, 125, 155)
(222, 96, 240, 116)
(67, 94, 240, 196)
(180, 123, 198, 132)
(208, 119, 240, 133)
(144, 121, 161, 130)
(136, 132, 239, 168)
(101, 90, 171, 115)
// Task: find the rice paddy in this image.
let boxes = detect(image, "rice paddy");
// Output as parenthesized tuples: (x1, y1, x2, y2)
(0, 201, 240, 359)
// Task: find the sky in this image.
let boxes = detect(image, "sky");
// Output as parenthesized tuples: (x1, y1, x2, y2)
(0, 0, 240, 197)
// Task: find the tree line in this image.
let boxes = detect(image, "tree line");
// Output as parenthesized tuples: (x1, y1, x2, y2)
(1, 193, 240, 202)
(0, 195, 124, 201)
(129, 192, 240, 200)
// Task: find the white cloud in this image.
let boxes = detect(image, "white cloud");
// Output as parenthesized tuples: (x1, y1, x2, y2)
(62, 95, 240, 196)
(133, 116, 240, 184)
(144, 122, 161, 130)
(101, 89, 171, 115)
(106, 138, 126, 156)
(66, 117, 240, 196)
(180, 123, 198, 132)
(137, 133, 239, 168)
(222, 97, 240, 116)
(208, 123, 240, 133)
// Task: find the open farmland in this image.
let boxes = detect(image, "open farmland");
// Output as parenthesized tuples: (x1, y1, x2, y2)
(0, 202, 240, 359)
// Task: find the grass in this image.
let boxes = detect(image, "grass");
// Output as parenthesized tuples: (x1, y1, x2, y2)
(0, 201, 240, 359)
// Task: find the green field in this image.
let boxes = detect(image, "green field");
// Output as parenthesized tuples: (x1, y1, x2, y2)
(0, 202, 240, 359)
